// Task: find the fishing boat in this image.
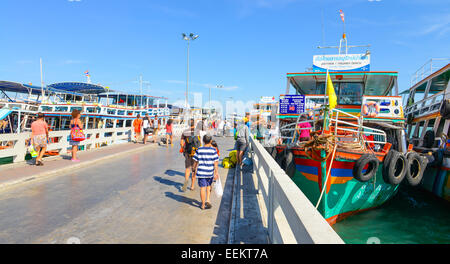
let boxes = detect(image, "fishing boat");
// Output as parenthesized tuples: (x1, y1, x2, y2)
(270, 37, 428, 225)
(403, 58, 450, 202)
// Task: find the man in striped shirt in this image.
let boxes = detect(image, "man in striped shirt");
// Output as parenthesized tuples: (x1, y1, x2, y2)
(192, 134, 219, 210)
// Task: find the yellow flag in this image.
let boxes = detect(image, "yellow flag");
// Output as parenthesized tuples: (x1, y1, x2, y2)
(326, 71, 337, 110)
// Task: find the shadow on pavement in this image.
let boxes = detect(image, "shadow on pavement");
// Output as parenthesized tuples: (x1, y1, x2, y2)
(209, 166, 236, 244)
(164, 170, 184, 177)
(154, 176, 182, 192)
(165, 191, 201, 208)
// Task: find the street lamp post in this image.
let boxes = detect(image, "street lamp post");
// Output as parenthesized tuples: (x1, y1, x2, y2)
(211, 84, 223, 117)
(182, 33, 199, 118)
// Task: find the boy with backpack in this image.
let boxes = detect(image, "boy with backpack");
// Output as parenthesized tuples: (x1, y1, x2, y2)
(180, 119, 201, 192)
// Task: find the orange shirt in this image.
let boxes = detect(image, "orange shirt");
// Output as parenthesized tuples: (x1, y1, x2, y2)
(31, 120, 48, 136)
(133, 119, 143, 133)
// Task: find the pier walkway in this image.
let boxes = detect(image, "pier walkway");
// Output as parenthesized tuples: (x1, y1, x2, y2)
(0, 134, 343, 244)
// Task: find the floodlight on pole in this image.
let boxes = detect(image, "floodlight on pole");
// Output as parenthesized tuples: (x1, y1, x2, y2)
(181, 32, 199, 116)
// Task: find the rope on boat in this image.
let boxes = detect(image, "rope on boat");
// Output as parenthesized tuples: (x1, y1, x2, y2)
(315, 143, 338, 209)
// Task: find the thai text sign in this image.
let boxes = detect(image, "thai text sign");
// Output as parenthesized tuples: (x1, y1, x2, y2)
(279, 95, 305, 115)
(313, 54, 370, 72)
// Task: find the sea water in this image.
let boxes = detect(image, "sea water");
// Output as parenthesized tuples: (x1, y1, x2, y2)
(333, 185, 450, 244)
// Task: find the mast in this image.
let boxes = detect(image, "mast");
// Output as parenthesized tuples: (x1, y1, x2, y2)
(40, 58, 45, 100)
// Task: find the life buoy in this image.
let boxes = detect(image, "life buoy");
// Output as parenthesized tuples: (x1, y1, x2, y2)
(382, 150, 407, 185)
(352, 154, 379, 182)
(362, 101, 380, 117)
(405, 152, 427, 187)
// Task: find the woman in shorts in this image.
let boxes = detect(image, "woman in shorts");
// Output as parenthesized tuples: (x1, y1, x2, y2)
(165, 119, 174, 147)
(70, 109, 83, 162)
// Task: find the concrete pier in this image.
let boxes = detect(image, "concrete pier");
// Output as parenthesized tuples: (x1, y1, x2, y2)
(0, 134, 343, 244)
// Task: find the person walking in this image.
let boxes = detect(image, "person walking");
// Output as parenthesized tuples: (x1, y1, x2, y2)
(181, 119, 201, 192)
(236, 118, 250, 167)
(165, 119, 174, 147)
(142, 113, 151, 144)
(152, 115, 160, 143)
(70, 110, 84, 162)
(192, 134, 219, 210)
(132, 114, 143, 143)
(30, 113, 49, 166)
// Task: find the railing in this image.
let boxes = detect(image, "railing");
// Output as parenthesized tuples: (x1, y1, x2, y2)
(404, 91, 444, 118)
(410, 58, 450, 87)
(279, 107, 387, 146)
(0, 124, 187, 164)
(250, 136, 344, 244)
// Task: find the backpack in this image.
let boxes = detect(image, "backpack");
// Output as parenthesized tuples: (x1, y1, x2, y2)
(185, 135, 201, 156)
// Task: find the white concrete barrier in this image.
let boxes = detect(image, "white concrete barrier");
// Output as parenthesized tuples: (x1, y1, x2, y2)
(250, 137, 344, 244)
(0, 124, 187, 164)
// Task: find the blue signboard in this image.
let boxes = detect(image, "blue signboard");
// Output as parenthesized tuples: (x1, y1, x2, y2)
(279, 95, 305, 115)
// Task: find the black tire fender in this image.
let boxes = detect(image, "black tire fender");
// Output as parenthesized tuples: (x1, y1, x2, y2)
(275, 149, 286, 168)
(382, 150, 407, 185)
(353, 154, 380, 182)
(284, 151, 296, 178)
(405, 152, 426, 187)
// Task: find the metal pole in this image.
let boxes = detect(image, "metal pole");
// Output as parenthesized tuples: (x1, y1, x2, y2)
(209, 86, 211, 117)
(186, 40, 190, 112)
(40, 58, 45, 100)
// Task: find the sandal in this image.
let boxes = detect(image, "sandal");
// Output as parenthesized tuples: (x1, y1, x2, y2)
(205, 202, 212, 209)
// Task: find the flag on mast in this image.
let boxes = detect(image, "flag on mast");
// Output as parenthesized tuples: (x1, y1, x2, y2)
(326, 70, 337, 110)
(339, 10, 345, 23)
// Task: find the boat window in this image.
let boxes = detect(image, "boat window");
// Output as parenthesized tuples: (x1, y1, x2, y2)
(416, 121, 425, 138)
(107, 109, 116, 115)
(117, 110, 125, 116)
(55, 106, 68, 112)
(86, 107, 95, 113)
(429, 69, 449, 94)
(127, 111, 134, 116)
(314, 82, 326, 95)
(70, 107, 82, 113)
(338, 83, 363, 105)
(41, 106, 53, 112)
(364, 75, 394, 96)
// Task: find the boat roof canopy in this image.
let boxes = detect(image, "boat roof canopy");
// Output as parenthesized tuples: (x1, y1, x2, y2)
(287, 71, 398, 96)
(0, 81, 84, 96)
(48, 82, 106, 94)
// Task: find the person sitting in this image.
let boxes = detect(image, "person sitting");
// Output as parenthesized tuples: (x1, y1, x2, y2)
(298, 114, 312, 141)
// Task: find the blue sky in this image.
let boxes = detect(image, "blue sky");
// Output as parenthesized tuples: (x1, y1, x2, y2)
(0, 0, 448, 105)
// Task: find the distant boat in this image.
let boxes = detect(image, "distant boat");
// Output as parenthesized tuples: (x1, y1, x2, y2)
(403, 58, 450, 202)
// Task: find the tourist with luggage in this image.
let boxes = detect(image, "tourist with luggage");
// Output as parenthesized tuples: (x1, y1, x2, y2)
(30, 113, 49, 166)
(180, 119, 201, 192)
(236, 118, 250, 167)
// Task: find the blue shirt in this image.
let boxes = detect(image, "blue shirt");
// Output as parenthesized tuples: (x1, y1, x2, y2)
(193, 147, 219, 178)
